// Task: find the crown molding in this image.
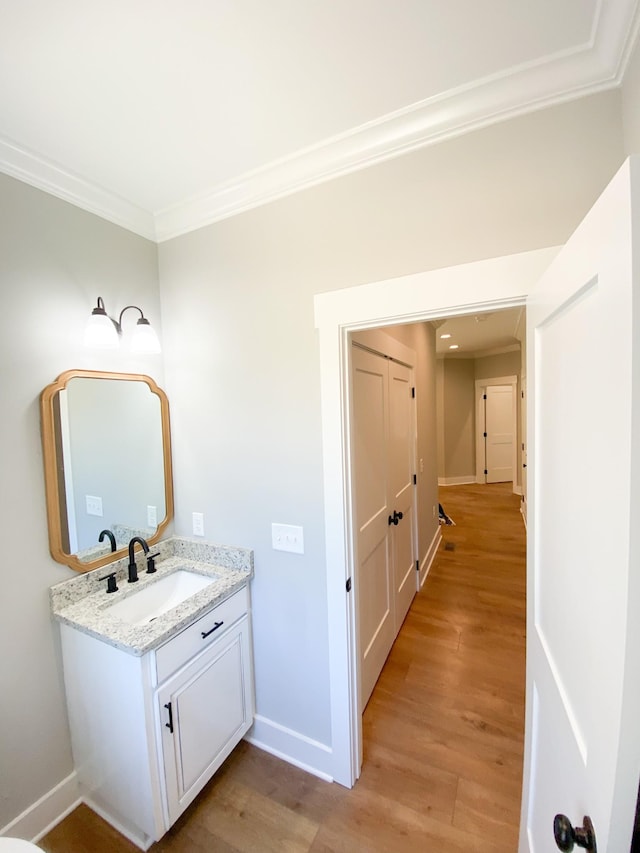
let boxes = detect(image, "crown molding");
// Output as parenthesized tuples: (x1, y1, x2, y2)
(1, 0, 637, 243)
(0, 136, 156, 241)
(154, 15, 629, 242)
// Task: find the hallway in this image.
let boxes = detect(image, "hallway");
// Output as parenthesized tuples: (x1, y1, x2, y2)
(41, 483, 526, 853)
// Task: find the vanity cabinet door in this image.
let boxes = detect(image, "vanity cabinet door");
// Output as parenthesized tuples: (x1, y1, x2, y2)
(157, 616, 254, 826)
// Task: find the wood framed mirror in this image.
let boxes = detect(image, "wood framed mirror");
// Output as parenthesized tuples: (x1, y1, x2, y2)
(40, 369, 173, 572)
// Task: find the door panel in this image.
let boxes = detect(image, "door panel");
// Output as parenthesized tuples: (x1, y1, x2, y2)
(352, 347, 395, 710)
(352, 345, 417, 711)
(159, 621, 252, 826)
(485, 384, 514, 483)
(359, 537, 392, 704)
(522, 159, 640, 853)
(174, 640, 245, 794)
(388, 361, 417, 628)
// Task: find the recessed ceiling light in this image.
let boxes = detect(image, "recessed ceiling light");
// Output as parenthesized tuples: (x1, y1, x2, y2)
(449, 344, 459, 350)
(440, 333, 451, 339)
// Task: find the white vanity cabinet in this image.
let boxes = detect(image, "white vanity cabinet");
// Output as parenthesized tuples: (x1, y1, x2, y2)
(155, 589, 253, 826)
(58, 585, 254, 850)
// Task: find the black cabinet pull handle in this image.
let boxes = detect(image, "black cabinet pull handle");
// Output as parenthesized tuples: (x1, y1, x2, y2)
(201, 621, 224, 639)
(164, 701, 173, 733)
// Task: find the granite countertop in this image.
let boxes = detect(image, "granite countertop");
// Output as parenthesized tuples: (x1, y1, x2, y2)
(50, 536, 253, 656)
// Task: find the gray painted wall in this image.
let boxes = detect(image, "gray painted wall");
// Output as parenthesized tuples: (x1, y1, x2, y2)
(441, 358, 477, 479)
(0, 173, 161, 829)
(438, 350, 523, 482)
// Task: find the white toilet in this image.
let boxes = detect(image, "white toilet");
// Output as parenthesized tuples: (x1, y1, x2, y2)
(0, 840, 42, 851)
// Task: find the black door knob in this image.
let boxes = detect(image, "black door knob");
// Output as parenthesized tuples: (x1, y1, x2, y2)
(554, 814, 597, 852)
(388, 510, 404, 526)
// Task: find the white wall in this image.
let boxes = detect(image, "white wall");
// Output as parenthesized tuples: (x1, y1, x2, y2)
(158, 89, 625, 769)
(0, 173, 161, 834)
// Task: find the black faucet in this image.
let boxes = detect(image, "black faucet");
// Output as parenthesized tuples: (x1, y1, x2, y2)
(98, 529, 117, 552)
(127, 536, 149, 583)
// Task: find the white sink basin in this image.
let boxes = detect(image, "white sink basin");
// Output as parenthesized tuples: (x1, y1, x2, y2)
(106, 570, 216, 626)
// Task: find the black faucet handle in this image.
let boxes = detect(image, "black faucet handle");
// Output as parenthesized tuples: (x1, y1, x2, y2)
(146, 552, 160, 574)
(98, 571, 118, 594)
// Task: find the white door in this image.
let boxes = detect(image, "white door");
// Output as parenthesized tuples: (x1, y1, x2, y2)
(352, 346, 395, 710)
(351, 345, 417, 711)
(485, 384, 514, 483)
(387, 360, 417, 629)
(521, 377, 527, 520)
(521, 159, 640, 852)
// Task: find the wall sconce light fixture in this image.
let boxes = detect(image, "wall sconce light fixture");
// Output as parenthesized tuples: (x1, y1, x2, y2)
(84, 297, 161, 354)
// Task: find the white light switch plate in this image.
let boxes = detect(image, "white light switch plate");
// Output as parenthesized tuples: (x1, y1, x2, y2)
(147, 505, 157, 527)
(272, 523, 304, 554)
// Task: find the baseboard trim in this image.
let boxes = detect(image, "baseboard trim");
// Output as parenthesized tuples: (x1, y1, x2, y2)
(419, 526, 442, 589)
(438, 476, 476, 486)
(0, 771, 80, 843)
(245, 715, 333, 783)
(83, 797, 153, 851)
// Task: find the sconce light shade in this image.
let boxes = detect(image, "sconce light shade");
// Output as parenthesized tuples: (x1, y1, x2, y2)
(84, 297, 119, 349)
(84, 297, 161, 354)
(131, 317, 161, 354)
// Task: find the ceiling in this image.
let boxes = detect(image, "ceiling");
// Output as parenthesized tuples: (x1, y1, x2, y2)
(434, 307, 524, 358)
(1, 1, 639, 241)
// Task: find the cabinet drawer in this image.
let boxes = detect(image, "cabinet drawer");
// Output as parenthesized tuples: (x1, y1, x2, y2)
(155, 586, 248, 683)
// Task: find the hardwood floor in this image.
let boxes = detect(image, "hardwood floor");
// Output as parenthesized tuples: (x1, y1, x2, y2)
(39, 483, 526, 853)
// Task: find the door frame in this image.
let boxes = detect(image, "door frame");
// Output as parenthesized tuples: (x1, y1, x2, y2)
(314, 246, 559, 787)
(474, 375, 518, 491)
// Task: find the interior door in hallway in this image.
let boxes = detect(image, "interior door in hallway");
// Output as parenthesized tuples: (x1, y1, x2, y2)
(485, 384, 514, 483)
(521, 159, 640, 852)
(388, 360, 417, 630)
(351, 345, 416, 711)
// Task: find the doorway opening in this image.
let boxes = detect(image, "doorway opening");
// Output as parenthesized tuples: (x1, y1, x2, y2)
(314, 245, 555, 788)
(347, 311, 526, 798)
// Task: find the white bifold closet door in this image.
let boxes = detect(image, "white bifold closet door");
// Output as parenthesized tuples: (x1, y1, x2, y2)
(351, 344, 416, 711)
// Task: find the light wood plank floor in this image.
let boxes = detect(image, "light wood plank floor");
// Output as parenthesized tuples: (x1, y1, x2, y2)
(40, 483, 526, 853)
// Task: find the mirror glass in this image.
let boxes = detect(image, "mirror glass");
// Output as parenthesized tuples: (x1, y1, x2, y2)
(41, 370, 173, 572)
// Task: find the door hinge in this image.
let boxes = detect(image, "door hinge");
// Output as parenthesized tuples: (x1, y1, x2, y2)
(483, 393, 487, 400)
(346, 577, 352, 592)
(411, 387, 415, 398)
(413, 474, 417, 485)
(416, 560, 419, 571)
(483, 432, 487, 438)
(484, 469, 488, 475)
